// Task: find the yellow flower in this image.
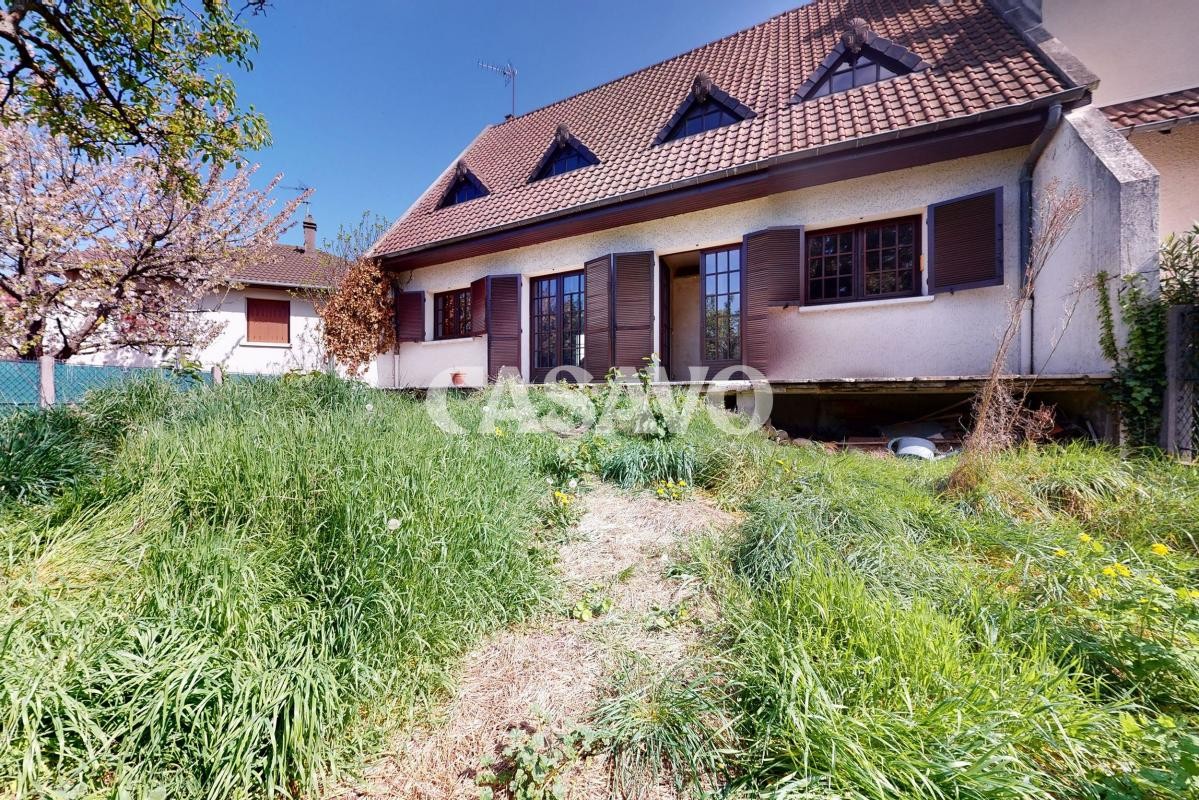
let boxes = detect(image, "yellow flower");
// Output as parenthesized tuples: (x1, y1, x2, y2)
(1112, 563, 1131, 578)
(1091, 541, 1105, 554)
(1150, 543, 1171, 556)
(1078, 533, 1092, 544)
(1102, 566, 1118, 578)
(493, 426, 506, 437)
(1088, 586, 1105, 600)
(1190, 589, 1199, 600)
(677, 480, 686, 487)
(1053, 548, 1069, 558)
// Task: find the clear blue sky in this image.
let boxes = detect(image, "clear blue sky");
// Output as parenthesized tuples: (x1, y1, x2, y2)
(234, 0, 801, 248)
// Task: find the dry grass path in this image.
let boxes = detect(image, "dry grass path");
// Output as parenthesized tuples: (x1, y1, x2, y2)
(341, 483, 735, 799)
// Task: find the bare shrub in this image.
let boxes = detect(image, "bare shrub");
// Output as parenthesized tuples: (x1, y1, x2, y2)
(949, 183, 1086, 492)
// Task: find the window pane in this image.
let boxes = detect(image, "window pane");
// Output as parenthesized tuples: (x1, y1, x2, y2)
(830, 70, 854, 93)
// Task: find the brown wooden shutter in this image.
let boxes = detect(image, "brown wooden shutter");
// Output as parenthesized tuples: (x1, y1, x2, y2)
(584, 255, 612, 380)
(394, 289, 425, 343)
(742, 227, 804, 376)
(470, 277, 487, 336)
(928, 188, 1004, 293)
(612, 251, 654, 374)
(485, 274, 521, 380)
(246, 298, 290, 344)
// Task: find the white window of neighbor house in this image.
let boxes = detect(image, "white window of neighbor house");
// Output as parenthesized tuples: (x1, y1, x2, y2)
(246, 298, 290, 344)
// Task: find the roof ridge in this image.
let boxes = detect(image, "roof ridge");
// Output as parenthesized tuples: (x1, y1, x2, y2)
(493, 1, 814, 126)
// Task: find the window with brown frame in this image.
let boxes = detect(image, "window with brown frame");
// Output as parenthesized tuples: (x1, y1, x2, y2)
(806, 216, 921, 304)
(530, 271, 585, 382)
(433, 288, 472, 340)
(246, 297, 290, 344)
(701, 245, 742, 364)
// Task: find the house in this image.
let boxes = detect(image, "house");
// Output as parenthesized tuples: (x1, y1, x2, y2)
(997, 0, 1198, 238)
(194, 213, 333, 376)
(78, 213, 345, 378)
(368, 0, 1167, 436)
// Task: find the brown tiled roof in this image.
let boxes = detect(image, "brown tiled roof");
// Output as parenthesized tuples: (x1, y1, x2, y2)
(373, 0, 1070, 259)
(1103, 88, 1199, 132)
(234, 244, 334, 289)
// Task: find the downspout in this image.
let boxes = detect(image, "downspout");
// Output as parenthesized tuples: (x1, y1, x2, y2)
(1019, 103, 1063, 374)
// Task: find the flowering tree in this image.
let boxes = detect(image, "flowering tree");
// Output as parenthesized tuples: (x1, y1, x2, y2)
(0, 0, 270, 175)
(0, 121, 307, 360)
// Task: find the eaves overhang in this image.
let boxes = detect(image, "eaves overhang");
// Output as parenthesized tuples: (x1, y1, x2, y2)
(379, 88, 1088, 272)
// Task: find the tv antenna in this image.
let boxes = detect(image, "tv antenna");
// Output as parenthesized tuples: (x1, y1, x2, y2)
(479, 59, 517, 117)
(282, 182, 312, 211)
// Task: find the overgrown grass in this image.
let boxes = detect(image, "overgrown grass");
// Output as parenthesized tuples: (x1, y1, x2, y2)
(0, 374, 558, 798)
(6, 377, 1198, 799)
(689, 442, 1199, 798)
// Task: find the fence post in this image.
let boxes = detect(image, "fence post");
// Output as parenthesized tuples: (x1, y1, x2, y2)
(38, 355, 56, 408)
(211, 365, 224, 386)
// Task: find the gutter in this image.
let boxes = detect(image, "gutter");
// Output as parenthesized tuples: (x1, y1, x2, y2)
(1113, 112, 1199, 137)
(376, 89, 1087, 263)
(1018, 102, 1064, 374)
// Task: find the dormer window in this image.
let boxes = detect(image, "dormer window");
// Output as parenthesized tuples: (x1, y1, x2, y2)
(438, 161, 489, 208)
(530, 124, 599, 182)
(656, 74, 754, 145)
(794, 18, 928, 102)
(808, 50, 901, 98)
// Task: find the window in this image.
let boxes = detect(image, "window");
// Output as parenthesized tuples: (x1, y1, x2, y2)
(246, 297, 290, 344)
(701, 246, 741, 363)
(533, 142, 596, 180)
(664, 97, 743, 142)
(805, 49, 907, 99)
(433, 288, 472, 340)
(437, 162, 489, 208)
(531, 271, 585, 380)
(806, 217, 920, 304)
(441, 176, 486, 207)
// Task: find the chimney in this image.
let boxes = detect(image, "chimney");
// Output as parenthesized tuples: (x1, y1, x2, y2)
(302, 213, 316, 253)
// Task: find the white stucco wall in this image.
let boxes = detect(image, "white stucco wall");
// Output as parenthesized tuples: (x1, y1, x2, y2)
(390, 148, 1033, 386)
(1129, 124, 1199, 237)
(190, 287, 328, 375)
(75, 287, 334, 376)
(385, 129, 1157, 388)
(1032, 108, 1159, 376)
(1042, 0, 1199, 107)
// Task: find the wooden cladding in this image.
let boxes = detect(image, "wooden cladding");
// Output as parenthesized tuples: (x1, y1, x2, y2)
(394, 289, 425, 342)
(584, 255, 612, 378)
(742, 227, 804, 375)
(583, 252, 654, 379)
(612, 252, 654, 373)
(928, 188, 1003, 293)
(246, 298, 290, 344)
(485, 274, 521, 380)
(470, 277, 488, 336)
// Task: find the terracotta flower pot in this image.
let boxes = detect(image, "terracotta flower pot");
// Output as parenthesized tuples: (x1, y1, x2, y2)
(451, 371, 466, 386)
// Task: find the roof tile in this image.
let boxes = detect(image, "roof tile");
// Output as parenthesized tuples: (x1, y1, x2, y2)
(374, 0, 1066, 258)
(1103, 88, 1199, 130)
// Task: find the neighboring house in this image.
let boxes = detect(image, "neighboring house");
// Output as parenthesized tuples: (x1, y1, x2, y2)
(80, 214, 348, 377)
(368, 0, 1162, 434)
(196, 214, 332, 376)
(998, 0, 1199, 238)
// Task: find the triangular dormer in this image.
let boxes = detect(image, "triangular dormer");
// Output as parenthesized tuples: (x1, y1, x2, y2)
(530, 124, 600, 182)
(655, 73, 755, 145)
(437, 161, 489, 209)
(793, 18, 928, 102)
